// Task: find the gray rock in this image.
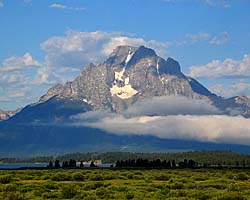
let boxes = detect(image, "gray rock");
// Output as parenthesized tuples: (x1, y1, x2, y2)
(26, 45, 250, 117)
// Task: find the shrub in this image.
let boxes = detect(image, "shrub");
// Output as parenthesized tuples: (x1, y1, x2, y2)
(6, 192, 23, 200)
(84, 182, 104, 190)
(0, 175, 11, 184)
(4, 184, 17, 192)
(42, 191, 59, 199)
(170, 182, 184, 189)
(44, 181, 59, 190)
(89, 174, 104, 181)
(126, 191, 134, 200)
(154, 174, 170, 181)
(60, 184, 78, 199)
(235, 173, 248, 181)
(95, 187, 110, 198)
(160, 188, 170, 195)
(51, 173, 72, 181)
(134, 171, 143, 175)
(197, 193, 211, 200)
(217, 193, 246, 200)
(72, 172, 84, 181)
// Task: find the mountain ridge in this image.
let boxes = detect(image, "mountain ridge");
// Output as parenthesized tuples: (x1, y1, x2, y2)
(14, 45, 249, 119)
(1, 45, 250, 155)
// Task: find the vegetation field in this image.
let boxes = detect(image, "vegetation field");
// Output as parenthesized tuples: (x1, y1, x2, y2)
(1, 168, 250, 200)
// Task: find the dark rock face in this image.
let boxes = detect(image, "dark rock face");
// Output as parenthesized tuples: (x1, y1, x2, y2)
(187, 77, 213, 97)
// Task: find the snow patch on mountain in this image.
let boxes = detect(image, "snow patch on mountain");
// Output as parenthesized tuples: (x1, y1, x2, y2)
(110, 84, 138, 99)
(125, 51, 134, 65)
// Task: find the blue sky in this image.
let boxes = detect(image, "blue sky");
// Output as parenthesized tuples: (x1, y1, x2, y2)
(0, 0, 250, 110)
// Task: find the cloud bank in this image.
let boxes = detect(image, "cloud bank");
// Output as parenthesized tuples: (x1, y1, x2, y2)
(123, 96, 221, 117)
(41, 30, 169, 69)
(210, 81, 250, 97)
(189, 54, 250, 79)
(72, 96, 250, 145)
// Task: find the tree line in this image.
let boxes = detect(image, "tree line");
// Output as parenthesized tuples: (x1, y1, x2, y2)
(47, 159, 97, 168)
(2, 151, 250, 168)
(115, 158, 196, 168)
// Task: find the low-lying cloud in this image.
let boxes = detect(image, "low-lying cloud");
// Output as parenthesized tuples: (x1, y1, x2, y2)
(124, 96, 221, 117)
(71, 96, 250, 145)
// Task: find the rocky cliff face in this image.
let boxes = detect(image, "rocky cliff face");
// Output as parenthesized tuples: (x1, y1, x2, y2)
(38, 45, 214, 113)
(8, 45, 250, 122)
(1, 45, 250, 155)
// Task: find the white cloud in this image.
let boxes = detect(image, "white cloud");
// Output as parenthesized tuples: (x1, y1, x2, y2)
(0, 53, 41, 72)
(71, 96, 250, 145)
(175, 32, 210, 46)
(123, 96, 221, 117)
(185, 32, 211, 43)
(49, 3, 85, 11)
(73, 114, 250, 146)
(210, 31, 230, 45)
(210, 81, 250, 97)
(162, 0, 231, 8)
(202, 0, 231, 8)
(33, 67, 57, 85)
(189, 54, 250, 78)
(41, 30, 170, 69)
(175, 32, 229, 46)
(0, 53, 55, 110)
(0, 1, 3, 8)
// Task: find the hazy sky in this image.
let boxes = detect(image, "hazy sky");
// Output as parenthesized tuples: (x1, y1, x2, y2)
(0, 0, 250, 110)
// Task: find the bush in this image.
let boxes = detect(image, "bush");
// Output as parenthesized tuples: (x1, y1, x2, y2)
(42, 191, 59, 199)
(170, 182, 184, 189)
(44, 181, 59, 190)
(95, 187, 110, 198)
(4, 184, 17, 192)
(60, 184, 78, 199)
(6, 192, 23, 200)
(84, 182, 104, 190)
(154, 174, 170, 181)
(217, 193, 246, 200)
(235, 173, 248, 181)
(51, 173, 72, 181)
(72, 172, 84, 181)
(126, 191, 134, 199)
(0, 175, 11, 184)
(89, 174, 104, 181)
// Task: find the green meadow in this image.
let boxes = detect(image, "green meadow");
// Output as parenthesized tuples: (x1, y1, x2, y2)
(0, 168, 250, 200)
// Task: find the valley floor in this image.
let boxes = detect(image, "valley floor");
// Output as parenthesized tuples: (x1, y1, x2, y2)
(0, 168, 250, 199)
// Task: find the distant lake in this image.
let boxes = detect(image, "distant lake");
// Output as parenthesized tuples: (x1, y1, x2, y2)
(0, 163, 113, 169)
(0, 163, 47, 169)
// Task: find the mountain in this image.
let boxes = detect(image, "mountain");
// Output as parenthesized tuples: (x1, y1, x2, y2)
(11, 45, 249, 121)
(1, 45, 250, 155)
(0, 108, 20, 121)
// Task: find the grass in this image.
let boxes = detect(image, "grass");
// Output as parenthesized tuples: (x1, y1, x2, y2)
(0, 168, 250, 199)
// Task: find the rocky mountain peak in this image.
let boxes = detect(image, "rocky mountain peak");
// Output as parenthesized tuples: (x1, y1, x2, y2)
(105, 45, 158, 67)
(105, 45, 138, 66)
(158, 57, 183, 77)
(35, 45, 214, 113)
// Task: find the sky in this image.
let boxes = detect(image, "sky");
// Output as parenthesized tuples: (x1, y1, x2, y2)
(0, 0, 250, 110)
